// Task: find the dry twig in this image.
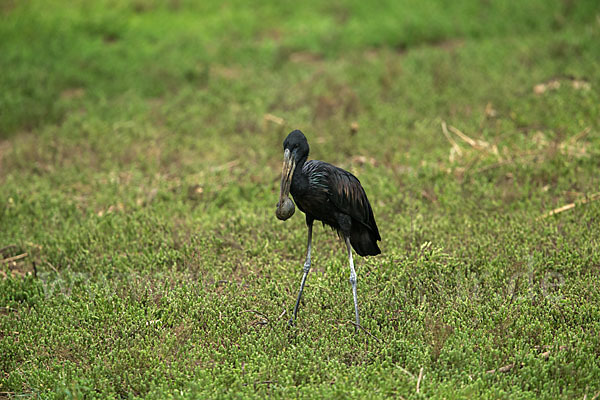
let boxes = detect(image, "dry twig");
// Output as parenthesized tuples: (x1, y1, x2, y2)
(0, 244, 18, 254)
(539, 192, 600, 219)
(241, 309, 269, 321)
(277, 309, 286, 320)
(0, 253, 28, 264)
(565, 127, 590, 145)
(487, 345, 569, 374)
(44, 260, 60, 274)
(416, 367, 424, 393)
(448, 125, 482, 149)
(264, 113, 285, 126)
(441, 121, 462, 158)
(486, 363, 516, 374)
(347, 321, 383, 343)
(396, 365, 416, 380)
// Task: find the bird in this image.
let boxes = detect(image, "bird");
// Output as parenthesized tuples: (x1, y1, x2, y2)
(275, 129, 381, 331)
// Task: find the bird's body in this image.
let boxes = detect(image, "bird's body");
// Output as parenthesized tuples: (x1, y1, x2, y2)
(291, 160, 381, 256)
(276, 130, 381, 331)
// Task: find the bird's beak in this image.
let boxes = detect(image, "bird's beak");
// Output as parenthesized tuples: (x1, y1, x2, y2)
(279, 148, 296, 201)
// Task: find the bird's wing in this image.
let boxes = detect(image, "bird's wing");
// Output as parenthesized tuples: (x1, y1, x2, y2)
(306, 161, 380, 239)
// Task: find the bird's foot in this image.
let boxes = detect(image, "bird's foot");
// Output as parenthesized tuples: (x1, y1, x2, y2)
(288, 318, 295, 327)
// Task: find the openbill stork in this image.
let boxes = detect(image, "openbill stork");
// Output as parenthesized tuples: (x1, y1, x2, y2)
(276, 130, 381, 331)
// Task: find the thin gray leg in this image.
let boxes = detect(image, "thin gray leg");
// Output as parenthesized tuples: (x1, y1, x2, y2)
(345, 237, 360, 332)
(289, 221, 313, 325)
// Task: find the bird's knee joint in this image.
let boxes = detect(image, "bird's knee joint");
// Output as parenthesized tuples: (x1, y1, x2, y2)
(349, 274, 357, 285)
(303, 262, 311, 273)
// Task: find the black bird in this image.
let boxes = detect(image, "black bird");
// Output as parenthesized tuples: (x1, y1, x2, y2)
(276, 130, 381, 330)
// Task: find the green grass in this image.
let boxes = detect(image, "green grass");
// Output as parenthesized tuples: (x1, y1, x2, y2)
(1, 0, 600, 398)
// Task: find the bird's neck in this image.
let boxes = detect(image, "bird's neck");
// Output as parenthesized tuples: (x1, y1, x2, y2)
(291, 156, 308, 195)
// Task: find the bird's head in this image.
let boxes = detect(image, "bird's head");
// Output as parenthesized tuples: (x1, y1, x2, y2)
(283, 129, 310, 160)
(276, 130, 309, 220)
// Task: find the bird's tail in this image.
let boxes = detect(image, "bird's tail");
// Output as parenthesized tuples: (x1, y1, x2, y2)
(350, 226, 381, 256)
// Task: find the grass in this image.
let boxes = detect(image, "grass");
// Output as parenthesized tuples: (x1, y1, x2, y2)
(1, 0, 600, 398)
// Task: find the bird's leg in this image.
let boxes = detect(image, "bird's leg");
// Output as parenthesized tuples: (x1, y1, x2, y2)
(289, 221, 313, 326)
(345, 236, 360, 332)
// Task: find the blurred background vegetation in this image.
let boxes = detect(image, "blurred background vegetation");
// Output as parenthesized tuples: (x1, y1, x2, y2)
(1, 0, 598, 136)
